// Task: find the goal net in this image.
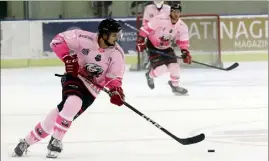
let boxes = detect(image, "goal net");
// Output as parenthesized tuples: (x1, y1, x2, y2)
(130, 14, 223, 71)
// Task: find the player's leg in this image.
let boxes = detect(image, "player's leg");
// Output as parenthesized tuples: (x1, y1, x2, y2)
(46, 89, 95, 151)
(46, 74, 95, 158)
(46, 87, 95, 154)
(145, 40, 169, 89)
(142, 40, 151, 70)
(142, 50, 150, 70)
(13, 107, 59, 157)
(46, 95, 82, 158)
(13, 74, 83, 157)
(13, 74, 94, 157)
(166, 48, 188, 95)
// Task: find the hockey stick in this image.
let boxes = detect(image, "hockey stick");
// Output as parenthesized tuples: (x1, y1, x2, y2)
(148, 49, 239, 71)
(55, 73, 205, 145)
(119, 100, 205, 145)
(118, 20, 140, 32)
(96, 83, 205, 145)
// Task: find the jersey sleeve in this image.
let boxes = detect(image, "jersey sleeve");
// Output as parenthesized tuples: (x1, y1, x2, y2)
(50, 29, 80, 61)
(104, 47, 125, 89)
(59, 30, 80, 50)
(175, 21, 190, 50)
(139, 16, 159, 38)
(142, 5, 151, 26)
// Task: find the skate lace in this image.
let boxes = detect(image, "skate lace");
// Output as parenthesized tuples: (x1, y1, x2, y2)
(52, 139, 63, 149)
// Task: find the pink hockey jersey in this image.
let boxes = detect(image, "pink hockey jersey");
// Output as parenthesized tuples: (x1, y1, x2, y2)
(142, 4, 171, 26)
(50, 29, 125, 97)
(139, 13, 190, 50)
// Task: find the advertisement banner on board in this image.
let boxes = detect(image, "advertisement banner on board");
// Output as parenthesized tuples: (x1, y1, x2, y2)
(181, 15, 268, 52)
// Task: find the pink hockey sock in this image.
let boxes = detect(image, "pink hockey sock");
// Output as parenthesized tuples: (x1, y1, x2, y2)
(25, 108, 59, 145)
(52, 96, 82, 141)
(149, 65, 168, 78)
(167, 63, 180, 86)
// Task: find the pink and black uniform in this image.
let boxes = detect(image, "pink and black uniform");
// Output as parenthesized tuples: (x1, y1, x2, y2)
(51, 29, 125, 98)
(137, 3, 191, 95)
(142, 2, 170, 26)
(13, 18, 126, 159)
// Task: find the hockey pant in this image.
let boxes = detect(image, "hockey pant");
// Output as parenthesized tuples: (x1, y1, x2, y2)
(146, 40, 178, 69)
(57, 74, 96, 120)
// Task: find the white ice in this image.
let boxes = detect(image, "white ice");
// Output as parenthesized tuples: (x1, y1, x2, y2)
(1, 62, 268, 161)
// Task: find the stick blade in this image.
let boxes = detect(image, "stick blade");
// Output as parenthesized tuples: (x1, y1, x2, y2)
(177, 133, 205, 145)
(225, 62, 239, 71)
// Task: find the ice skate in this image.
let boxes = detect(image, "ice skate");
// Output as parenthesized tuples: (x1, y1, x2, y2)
(145, 71, 155, 89)
(12, 139, 30, 157)
(168, 81, 188, 95)
(46, 137, 63, 158)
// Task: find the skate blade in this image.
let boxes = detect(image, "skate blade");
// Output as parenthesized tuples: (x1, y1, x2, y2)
(12, 152, 19, 157)
(174, 92, 189, 96)
(46, 151, 60, 158)
(12, 151, 23, 157)
(149, 85, 154, 90)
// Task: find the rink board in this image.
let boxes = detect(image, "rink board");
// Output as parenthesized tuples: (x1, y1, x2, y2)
(1, 15, 268, 68)
(1, 53, 268, 68)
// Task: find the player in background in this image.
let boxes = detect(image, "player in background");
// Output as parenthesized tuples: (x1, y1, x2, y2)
(13, 18, 126, 158)
(142, 1, 170, 26)
(139, 1, 170, 69)
(136, 3, 192, 95)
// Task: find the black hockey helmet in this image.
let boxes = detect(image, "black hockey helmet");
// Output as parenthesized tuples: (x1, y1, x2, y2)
(98, 18, 122, 36)
(170, 3, 182, 12)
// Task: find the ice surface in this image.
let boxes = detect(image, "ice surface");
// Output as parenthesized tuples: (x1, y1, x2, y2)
(1, 62, 268, 161)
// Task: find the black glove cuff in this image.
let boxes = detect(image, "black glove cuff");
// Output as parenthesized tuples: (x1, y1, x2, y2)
(181, 49, 189, 55)
(181, 49, 189, 58)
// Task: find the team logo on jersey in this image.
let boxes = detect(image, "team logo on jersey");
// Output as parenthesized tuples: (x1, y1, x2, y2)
(61, 120, 70, 127)
(36, 128, 43, 136)
(149, 14, 154, 18)
(85, 63, 104, 77)
(82, 48, 90, 55)
(169, 29, 173, 33)
(161, 34, 172, 41)
(95, 54, 102, 61)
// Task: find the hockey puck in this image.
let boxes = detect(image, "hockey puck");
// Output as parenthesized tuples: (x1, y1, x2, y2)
(208, 149, 215, 152)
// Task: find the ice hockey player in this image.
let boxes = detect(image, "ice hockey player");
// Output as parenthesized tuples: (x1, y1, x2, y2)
(13, 18, 126, 158)
(142, 1, 170, 26)
(136, 3, 192, 95)
(138, 1, 170, 69)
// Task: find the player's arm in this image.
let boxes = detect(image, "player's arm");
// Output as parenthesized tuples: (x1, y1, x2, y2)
(138, 17, 156, 38)
(103, 49, 125, 106)
(142, 5, 151, 26)
(137, 16, 159, 52)
(176, 22, 192, 64)
(50, 30, 80, 76)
